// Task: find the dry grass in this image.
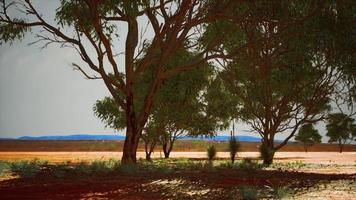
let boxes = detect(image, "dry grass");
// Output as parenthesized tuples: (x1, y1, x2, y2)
(0, 140, 355, 152)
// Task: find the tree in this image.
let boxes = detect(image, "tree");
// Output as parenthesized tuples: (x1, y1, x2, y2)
(0, 0, 236, 164)
(204, 1, 355, 165)
(228, 133, 240, 163)
(326, 113, 355, 153)
(154, 68, 232, 158)
(141, 122, 159, 161)
(94, 48, 232, 159)
(295, 124, 322, 152)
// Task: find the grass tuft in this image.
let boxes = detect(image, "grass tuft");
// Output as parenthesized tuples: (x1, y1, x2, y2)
(239, 185, 258, 200)
(10, 159, 47, 178)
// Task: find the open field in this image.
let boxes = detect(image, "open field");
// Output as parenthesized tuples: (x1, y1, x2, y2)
(0, 157, 355, 200)
(0, 140, 355, 152)
(0, 151, 355, 165)
(0, 141, 355, 199)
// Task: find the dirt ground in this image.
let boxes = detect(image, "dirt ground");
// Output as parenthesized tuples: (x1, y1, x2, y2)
(0, 166, 355, 200)
(0, 151, 355, 164)
(1, 151, 355, 175)
(0, 152, 355, 199)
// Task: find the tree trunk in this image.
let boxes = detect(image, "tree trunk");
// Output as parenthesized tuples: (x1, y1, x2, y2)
(162, 143, 170, 158)
(260, 141, 275, 165)
(121, 95, 141, 164)
(231, 153, 236, 163)
(162, 141, 174, 159)
(146, 152, 152, 162)
(122, 128, 140, 164)
(339, 143, 343, 153)
(304, 144, 308, 153)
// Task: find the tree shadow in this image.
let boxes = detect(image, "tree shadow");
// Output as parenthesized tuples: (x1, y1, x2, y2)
(0, 169, 354, 200)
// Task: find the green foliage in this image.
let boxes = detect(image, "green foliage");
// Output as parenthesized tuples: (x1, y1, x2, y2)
(295, 124, 322, 151)
(207, 145, 216, 161)
(272, 186, 293, 199)
(237, 158, 262, 171)
(269, 161, 306, 170)
(10, 159, 47, 178)
(93, 97, 126, 130)
(0, 19, 29, 44)
(73, 159, 120, 174)
(0, 161, 10, 177)
(239, 185, 258, 200)
(228, 136, 240, 163)
(326, 113, 355, 145)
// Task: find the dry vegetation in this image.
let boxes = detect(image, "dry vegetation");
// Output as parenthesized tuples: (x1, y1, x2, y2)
(0, 140, 355, 152)
(0, 141, 355, 199)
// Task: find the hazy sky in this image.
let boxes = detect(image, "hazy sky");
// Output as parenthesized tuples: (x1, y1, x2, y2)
(0, 1, 351, 143)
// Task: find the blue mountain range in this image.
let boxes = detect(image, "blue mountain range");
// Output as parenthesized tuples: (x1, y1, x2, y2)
(15, 134, 261, 142)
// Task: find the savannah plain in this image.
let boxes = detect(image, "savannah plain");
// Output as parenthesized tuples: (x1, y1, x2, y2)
(0, 140, 355, 199)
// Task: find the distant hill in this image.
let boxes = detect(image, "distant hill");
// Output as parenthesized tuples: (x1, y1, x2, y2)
(15, 134, 261, 142)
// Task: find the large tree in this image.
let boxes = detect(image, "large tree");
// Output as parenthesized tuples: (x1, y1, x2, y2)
(94, 49, 231, 159)
(326, 113, 356, 153)
(0, 0, 236, 164)
(295, 124, 321, 152)
(205, 1, 355, 164)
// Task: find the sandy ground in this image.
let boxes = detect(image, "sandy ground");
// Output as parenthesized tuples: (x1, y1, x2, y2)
(0, 151, 355, 164)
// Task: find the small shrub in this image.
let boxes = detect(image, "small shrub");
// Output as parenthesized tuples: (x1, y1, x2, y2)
(239, 185, 258, 200)
(73, 159, 120, 174)
(269, 161, 306, 170)
(11, 159, 46, 178)
(119, 163, 139, 174)
(0, 161, 10, 177)
(207, 145, 216, 161)
(237, 158, 262, 170)
(139, 161, 172, 174)
(228, 136, 241, 163)
(218, 161, 235, 169)
(272, 186, 293, 199)
(52, 164, 67, 178)
(73, 161, 92, 174)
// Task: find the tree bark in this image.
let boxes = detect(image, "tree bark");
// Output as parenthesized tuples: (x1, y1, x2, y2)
(121, 95, 141, 164)
(162, 141, 174, 159)
(304, 144, 308, 153)
(339, 143, 343, 153)
(261, 141, 275, 165)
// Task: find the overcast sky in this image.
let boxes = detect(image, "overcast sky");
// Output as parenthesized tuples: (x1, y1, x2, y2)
(0, 1, 351, 143)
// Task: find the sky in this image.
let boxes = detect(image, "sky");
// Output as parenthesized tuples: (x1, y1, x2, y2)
(0, 1, 352, 143)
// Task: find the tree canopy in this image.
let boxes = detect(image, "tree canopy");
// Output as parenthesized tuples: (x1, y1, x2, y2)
(326, 113, 356, 152)
(295, 124, 322, 152)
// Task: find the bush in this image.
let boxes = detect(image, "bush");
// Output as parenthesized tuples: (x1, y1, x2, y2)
(52, 164, 67, 178)
(119, 163, 139, 174)
(228, 136, 241, 163)
(272, 186, 293, 199)
(0, 161, 10, 177)
(11, 159, 47, 178)
(73, 159, 120, 174)
(239, 185, 258, 200)
(207, 145, 216, 161)
(237, 158, 262, 171)
(269, 161, 306, 170)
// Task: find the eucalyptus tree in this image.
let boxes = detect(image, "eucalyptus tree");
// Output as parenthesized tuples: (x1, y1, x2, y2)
(326, 113, 356, 153)
(295, 124, 321, 152)
(94, 47, 232, 159)
(155, 73, 232, 158)
(0, 0, 237, 164)
(203, 1, 355, 164)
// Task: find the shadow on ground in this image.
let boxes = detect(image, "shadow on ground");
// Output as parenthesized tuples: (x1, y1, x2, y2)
(0, 168, 355, 200)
